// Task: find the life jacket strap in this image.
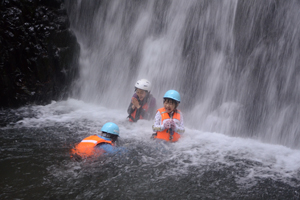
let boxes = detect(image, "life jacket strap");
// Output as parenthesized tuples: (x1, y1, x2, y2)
(167, 128, 174, 141)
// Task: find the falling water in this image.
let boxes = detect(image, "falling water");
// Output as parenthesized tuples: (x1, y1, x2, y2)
(66, 0, 300, 149)
(2, 1, 300, 199)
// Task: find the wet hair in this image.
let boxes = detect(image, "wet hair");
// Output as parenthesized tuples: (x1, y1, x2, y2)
(163, 98, 179, 108)
(135, 87, 149, 93)
(102, 132, 118, 143)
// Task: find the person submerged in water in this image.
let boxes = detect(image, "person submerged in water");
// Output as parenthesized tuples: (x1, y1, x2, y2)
(127, 79, 156, 122)
(71, 122, 121, 159)
(152, 90, 185, 142)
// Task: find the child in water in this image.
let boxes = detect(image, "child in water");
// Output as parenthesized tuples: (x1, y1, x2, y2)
(127, 79, 156, 122)
(71, 122, 121, 159)
(152, 90, 185, 142)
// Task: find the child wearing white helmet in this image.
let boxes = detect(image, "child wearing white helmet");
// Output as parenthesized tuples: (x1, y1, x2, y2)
(152, 90, 185, 142)
(127, 79, 157, 122)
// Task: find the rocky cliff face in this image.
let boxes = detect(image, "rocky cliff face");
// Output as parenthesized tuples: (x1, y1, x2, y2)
(0, 0, 79, 108)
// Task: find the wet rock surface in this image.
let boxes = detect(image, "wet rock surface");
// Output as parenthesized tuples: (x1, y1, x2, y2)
(0, 0, 79, 108)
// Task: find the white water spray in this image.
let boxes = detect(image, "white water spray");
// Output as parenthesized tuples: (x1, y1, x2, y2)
(66, 0, 300, 148)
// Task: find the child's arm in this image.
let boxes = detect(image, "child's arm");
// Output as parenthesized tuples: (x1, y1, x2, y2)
(127, 94, 140, 114)
(152, 111, 165, 132)
(174, 112, 185, 134)
(127, 101, 134, 114)
(96, 144, 126, 155)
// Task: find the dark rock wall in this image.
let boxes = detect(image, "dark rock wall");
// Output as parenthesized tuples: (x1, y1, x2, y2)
(0, 0, 79, 108)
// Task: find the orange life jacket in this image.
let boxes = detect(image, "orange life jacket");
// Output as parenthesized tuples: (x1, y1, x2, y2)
(129, 102, 149, 122)
(71, 135, 113, 158)
(154, 107, 181, 142)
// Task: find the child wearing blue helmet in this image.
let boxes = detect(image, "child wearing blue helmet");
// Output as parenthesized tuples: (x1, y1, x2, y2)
(71, 122, 121, 158)
(152, 90, 185, 142)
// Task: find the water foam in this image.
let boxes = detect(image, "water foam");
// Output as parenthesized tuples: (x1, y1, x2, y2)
(5, 99, 299, 185)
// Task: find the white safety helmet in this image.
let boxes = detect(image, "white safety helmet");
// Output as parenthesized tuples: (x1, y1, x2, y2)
(135, 79, 151, 92)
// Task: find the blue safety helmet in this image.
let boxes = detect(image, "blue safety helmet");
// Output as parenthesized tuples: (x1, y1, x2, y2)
(101, 122, 120, 136)
(163, 90, 181, 103)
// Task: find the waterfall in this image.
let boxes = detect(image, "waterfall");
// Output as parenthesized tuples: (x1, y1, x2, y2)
(65, 0, 300, 149)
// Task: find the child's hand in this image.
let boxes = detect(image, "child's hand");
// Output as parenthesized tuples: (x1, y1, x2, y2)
(170, 120, 176, 130)
(163, 120, 172, 129)
(131, 97, 140, 109)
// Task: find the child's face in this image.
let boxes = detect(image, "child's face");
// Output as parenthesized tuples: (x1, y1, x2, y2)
(136, 89, 147, 100)
(164, 99, 176, 113)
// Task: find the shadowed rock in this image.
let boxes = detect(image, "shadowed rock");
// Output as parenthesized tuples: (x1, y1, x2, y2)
(0, 0, 79, 108)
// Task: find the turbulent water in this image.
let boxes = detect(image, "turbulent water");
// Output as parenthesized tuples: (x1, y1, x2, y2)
(1, 0, 300, 199)
(1, 100, 300, 199)
(65, 0, 300, 149)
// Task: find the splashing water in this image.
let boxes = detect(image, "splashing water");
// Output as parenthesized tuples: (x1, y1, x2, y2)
(1, 0, 300, 199)
(66, 0, 300, 148)
(1, 100, 299, 199)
